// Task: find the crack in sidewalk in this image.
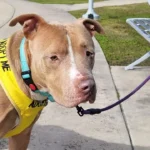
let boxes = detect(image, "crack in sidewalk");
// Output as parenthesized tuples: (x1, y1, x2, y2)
(110, 66, 134, 150)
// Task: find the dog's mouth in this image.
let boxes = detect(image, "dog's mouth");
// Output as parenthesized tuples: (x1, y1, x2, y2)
(47, 79, 96, 108)
(53, 87, 96, 108)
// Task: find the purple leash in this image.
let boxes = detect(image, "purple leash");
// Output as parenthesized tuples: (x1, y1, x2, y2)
(76, 75, 150, 117)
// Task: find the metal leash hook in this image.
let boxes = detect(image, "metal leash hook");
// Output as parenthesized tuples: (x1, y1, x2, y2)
(76, 106, 84, 116)
(76, 106, 101, 117)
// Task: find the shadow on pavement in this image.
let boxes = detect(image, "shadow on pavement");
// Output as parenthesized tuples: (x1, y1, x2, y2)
(29, 125, 150, 150)
(0, 125, 150, 150)
(0, 138, 8, 150)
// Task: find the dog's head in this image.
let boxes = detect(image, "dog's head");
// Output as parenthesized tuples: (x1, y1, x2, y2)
(10, 14, 104, 108)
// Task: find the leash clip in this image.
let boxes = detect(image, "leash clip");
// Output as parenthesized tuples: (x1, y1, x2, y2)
(76, 106, 84, 117)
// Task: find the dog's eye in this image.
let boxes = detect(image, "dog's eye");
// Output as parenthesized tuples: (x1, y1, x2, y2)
(86, 51, 94, 57)
(50, 55, 58, 61)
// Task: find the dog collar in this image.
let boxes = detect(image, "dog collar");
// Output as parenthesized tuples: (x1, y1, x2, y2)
(20, 38, 55, 102)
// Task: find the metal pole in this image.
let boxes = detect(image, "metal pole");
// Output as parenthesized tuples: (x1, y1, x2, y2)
(82, 0, 99, 20)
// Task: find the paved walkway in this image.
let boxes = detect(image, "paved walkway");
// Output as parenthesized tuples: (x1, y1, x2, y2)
(0, 0, 150, 150)
(0, 1, 14, 28)
(44, 0, 148, 11)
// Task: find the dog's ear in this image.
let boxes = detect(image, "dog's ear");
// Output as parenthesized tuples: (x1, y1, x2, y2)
(9, 14, 46, 39)
(77, 18, 104, 36)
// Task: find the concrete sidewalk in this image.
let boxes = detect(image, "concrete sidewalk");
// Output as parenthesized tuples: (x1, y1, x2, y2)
(43, 0, 148, 11)
(111, 66, 150, 149)
(0, 0, 149, 150)
(0, 1, 14, 28)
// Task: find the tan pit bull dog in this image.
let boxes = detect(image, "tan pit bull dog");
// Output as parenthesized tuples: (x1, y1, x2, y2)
(0, 14, 104, 150)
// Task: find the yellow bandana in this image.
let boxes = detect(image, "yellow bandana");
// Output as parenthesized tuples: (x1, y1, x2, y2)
(0, 39, 47, 138)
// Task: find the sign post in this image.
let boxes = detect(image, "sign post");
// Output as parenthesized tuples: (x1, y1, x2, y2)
(82, 0, 99, 20)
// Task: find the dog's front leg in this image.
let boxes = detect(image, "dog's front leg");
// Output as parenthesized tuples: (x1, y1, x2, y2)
(8, 125, 33, 150)
(8, 112, 41, 150)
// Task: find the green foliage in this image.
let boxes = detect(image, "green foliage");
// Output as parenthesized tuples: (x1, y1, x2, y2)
(29, 0, 103, 4)
(70, 3, 150, 66)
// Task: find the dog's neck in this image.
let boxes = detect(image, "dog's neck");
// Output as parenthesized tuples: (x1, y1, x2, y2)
(6, 33, 47, 101)
(22, 39, 48, 101)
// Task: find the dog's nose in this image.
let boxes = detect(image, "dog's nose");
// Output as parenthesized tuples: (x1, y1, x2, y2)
(74, 72, 95, 94)
(78, 79, 94, 94)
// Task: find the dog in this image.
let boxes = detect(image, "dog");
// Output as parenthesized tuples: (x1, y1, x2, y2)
(0, 14, 104, 150)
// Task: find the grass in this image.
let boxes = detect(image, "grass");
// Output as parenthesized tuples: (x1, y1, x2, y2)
(70, 3, 150, 66)
(29, 0, 104, 4)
